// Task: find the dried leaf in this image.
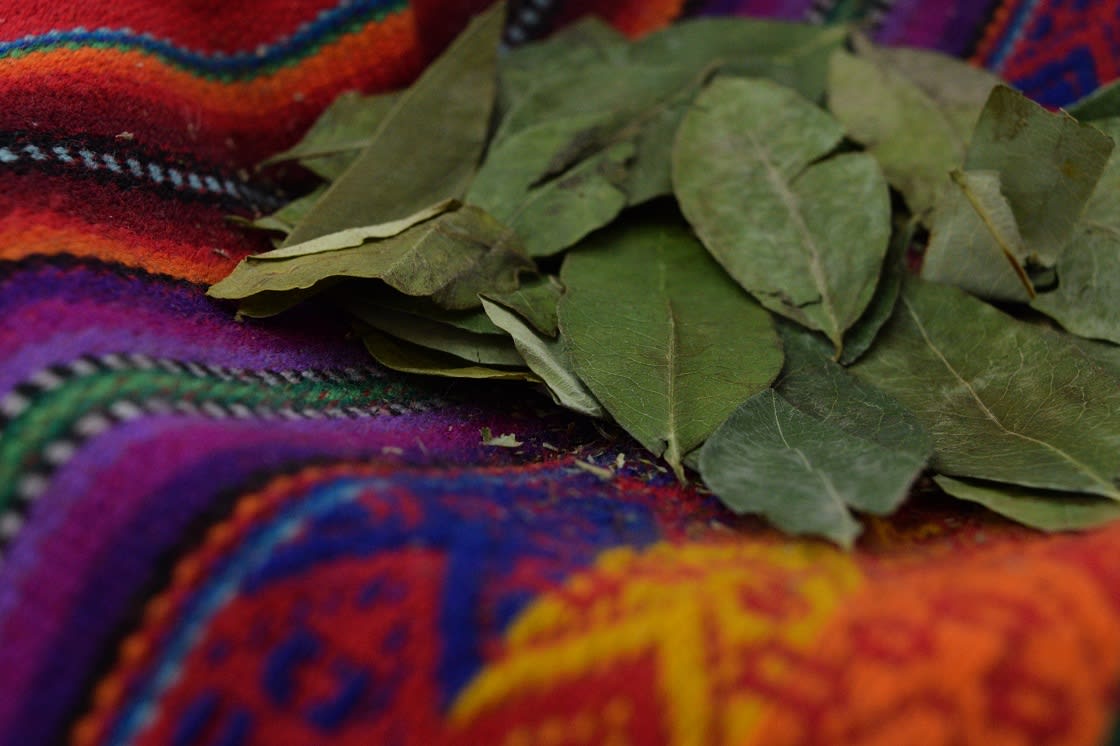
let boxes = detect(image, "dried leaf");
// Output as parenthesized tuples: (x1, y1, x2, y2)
(693, 322, 932, 546)
(347, 286, 504, 336)
(1032, 118, 1120, 344)
(837, 216, 910, 364)
(229, 186, 327, 238)
(1066, 80, 1120, 122)
(699, 389, 926, 548)
(827, 39, 1001, 217)
(481, 274, 563, 337)
(966, 86, 1113, 265)
(480, 297, 604, 417)
(851, 278, 1120, 498)
(249, 200, 459, 261)
(630, 18, 847, 102)
(467, 118, 634, 256)
(344, 298, 525, 366)
(209, 204, 533, 311)
(357, 325, 537, 381)
(283, 3, 503, 245)
(934, 475, 1120, 532)
(558, 216, 783, 480)
(922, 169, 1036, 301)
(261, 90, 400, 180)
(776, 322, 933, 460)
(499, 16, 627, 113)
(673, 76, 891, 353)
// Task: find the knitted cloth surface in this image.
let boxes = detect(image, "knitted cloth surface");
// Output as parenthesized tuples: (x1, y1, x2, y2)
(3, 1, 1120, 745)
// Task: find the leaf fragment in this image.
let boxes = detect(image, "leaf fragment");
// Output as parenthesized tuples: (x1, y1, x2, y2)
(558, 217, 783, 480)
(673, 76, 891, 352)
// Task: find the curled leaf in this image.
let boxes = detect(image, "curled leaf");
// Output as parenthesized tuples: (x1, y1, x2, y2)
(209, 204, 534, 311)
(480, 297, 604, 417)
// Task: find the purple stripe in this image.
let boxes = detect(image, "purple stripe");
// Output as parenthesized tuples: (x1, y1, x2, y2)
(875, 0, 998, 56)
(0, 264, 373, 392)
(693, 0, 814, 20)
(0, 408, 519, 742)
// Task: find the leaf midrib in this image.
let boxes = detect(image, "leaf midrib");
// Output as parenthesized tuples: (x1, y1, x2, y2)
(745, 130, 842, 346)
(903, 295, 1120, 498)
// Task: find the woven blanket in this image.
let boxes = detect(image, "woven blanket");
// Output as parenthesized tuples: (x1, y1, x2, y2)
(4, 1, 1120, 744)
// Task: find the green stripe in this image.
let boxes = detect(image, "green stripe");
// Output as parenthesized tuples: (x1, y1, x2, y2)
(0, 367, 435, 510)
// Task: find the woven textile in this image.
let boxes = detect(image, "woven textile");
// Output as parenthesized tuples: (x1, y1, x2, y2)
(3, 1, 1120, 744)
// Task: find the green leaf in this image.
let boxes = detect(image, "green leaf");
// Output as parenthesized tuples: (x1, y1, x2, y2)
(282, 3, 503, 245)
(558, 216, 783, 480)
(494, 61, 698, 154)
(344, 297, 525, 366)
(480, 297, 604, 417)
(673, 76, 891, 353)
(248, 200, 459, 261)
(489, 60, 706, 208)
(208, 204, 533, 311)
(498, 16, 627, 113)
(1073, 338, 1120, 378)
(630, 18, 847, 102)
(357, 325, 538, 381)
(346, 286, 504, 336)
(1066, 80, 1120, 122)
(851, 278, 1120, 499)
(965, 86, 1113, 265)
(827, 38, 1001, 218)
(260, 90, 400, 180)
(503, 20, 847, 207)
(467, 119, 634, 257)
(836, 216, 910, 364)
(481, 274, 562, 337)
(235, 283, 340, 319)
(922, 169, 1036, 301)
(776, 322, 933, 458)
(1032, 118, 1120, 344)
(699, 388, 927, 548)
(934, 475, 1120, 532)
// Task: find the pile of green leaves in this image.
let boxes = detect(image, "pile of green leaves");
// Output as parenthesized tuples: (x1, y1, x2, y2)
(210, 4, 1120, 547)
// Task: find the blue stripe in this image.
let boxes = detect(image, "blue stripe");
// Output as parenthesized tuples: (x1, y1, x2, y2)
(0, 0, 405, 78)
(988, 0, 1043, 71)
